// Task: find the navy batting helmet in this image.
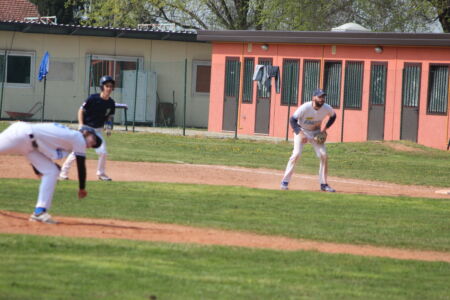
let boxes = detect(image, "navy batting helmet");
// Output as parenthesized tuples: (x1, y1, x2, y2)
(99, 75, 115, 88)
(79, 125, 103, 148)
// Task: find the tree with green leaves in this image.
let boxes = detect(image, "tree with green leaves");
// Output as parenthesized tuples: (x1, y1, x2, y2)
(144, 0, 442, 32)
(70, 0, 446, 32)
(29, 0, 85, 24)
(350, 0, 439, 32)
(143, 0, 266, 30)
(65, 0, 155, 27)
(259, 0, 438, 32)
(426, 0, 450, 32)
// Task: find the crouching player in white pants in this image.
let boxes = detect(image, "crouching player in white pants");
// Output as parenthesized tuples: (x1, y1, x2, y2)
(0, 122, 102, 223)
(280, 88, 337, 192)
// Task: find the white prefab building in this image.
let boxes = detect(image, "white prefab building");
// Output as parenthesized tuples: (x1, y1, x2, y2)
(0, 21, 212, 128)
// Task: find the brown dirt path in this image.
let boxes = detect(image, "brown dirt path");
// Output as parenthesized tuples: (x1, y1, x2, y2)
(1, 210, 449, 263)
(0, 156, 448, 198)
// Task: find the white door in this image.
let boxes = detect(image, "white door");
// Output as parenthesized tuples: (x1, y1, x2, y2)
(122, 71, 147, 123)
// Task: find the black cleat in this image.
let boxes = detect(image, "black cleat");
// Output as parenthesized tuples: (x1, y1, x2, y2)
(321, 184, 336, 192)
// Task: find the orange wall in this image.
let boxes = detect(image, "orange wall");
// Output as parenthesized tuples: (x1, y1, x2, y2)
(208, 42, 450, 150)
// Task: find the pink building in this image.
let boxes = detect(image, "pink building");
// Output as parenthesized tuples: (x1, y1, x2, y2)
(198, 30, 450, 150)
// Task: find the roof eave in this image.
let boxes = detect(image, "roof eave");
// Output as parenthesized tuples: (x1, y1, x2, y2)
(0, 21, 200, 42)
(197, 30, 450, 47)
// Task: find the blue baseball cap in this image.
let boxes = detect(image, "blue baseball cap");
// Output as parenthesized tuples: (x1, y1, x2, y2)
(313, 88, 327, 97)
(79, 125, 102, 148)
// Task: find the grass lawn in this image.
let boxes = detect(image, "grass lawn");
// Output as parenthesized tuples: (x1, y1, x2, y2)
(0, 234, 449, 300)
(1, 179, 449, 252)
(1, 121, 449, 186)
(85, 130, 450, 187)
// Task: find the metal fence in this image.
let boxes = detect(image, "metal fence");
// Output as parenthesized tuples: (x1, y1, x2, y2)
(0, 53, 203, 135)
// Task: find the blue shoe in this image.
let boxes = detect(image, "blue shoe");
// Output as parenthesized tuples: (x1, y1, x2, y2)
(280, 182, 289, 190)
(321, 184, 336, 192)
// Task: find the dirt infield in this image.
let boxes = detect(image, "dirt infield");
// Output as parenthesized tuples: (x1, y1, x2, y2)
(1, 155, 449, 262)
(0, 155, 448, 199)
(1, 210, 449, 262)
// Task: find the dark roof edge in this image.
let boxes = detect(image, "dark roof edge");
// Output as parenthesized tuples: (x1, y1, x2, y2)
(0, 20, 202, 43)
(197, 30, 450, 47)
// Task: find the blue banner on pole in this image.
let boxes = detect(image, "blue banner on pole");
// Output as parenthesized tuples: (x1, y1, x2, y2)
(38, 51, 50, 81)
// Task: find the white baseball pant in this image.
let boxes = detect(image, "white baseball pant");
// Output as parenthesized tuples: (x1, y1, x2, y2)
(0, 122, 59, 210)
(60, 127, 107, 177)
(281, 132, 328, 185)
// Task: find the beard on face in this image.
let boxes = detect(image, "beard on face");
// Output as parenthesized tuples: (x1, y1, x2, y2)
(314, 99, 324, 108)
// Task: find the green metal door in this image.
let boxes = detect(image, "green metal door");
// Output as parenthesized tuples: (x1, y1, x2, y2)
(400, 63, 421, 142)
(368, 62, 387, 140)
(255, 58, 272, 134)
(222, 58, 241, 131)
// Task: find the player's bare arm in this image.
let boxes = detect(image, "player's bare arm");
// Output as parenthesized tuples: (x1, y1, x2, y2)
(322, 113, 337, 133)
(75, 155, 87, 199)
(289, 116, 308, 143)
(78, 107, 85, 127)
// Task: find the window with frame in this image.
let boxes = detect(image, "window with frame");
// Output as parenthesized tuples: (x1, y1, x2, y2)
(344, 61, 364, 109)
(224, 57, 240, 97)
(427, 64, 448, 114)
(302, 60, 320, 103)
(88, 55, 142, 89)
(242, 57, 254, 103)
(370, 62, 388, 105)
(402, 63, 421, 107)
(281, 59, 299, 105)
(192, 60, 211, 95)
(0, 51, 34, 86)
(323, 61, 342, 108)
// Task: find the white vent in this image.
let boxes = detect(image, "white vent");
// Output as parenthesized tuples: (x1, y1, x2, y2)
(331, 23, 370, 32)
(24, 16, 57, 25)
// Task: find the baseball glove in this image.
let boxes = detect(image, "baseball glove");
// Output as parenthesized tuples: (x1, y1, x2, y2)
(313, 131, 327, 144)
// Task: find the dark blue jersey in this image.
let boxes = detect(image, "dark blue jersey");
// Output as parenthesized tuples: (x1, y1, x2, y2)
(81, 94, 115, 128)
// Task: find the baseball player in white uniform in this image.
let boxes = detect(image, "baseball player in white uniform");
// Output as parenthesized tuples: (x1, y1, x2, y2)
(0, 122, 102, 223)
(281, 88, 337, 192)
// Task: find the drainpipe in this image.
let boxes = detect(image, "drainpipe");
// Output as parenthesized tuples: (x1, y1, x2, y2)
(235, 43, 245, 139)
(183, 58, 187, 136)
(132, 58, 140, 132)
(447, 74, 450, 149)
(87, 54, 92, 97)
(340, 60, 346, 143)
(0, 50, 6, 119)
(320, 46, 325, 88)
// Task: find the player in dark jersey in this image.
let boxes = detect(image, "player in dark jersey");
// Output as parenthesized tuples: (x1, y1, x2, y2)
(60, 75, 116, 181)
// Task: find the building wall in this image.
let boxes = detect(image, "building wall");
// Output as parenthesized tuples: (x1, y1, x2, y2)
(208, 42, 450, 150)
(0, 31, 211, 127)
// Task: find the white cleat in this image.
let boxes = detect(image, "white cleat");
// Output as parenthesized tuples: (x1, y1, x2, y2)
(29, 212, 58, 224)
(58, 175, 69, 181)
(98, 174, 112, 181)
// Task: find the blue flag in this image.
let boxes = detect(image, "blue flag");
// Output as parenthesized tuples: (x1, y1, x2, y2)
(38, 51, 50, 81)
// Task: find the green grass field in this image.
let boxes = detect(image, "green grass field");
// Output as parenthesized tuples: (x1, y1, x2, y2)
(0, 121, 449, 299)
(0, 235, 448, 300)
(97, 131, 450, 187)
(1, 121, 449, 186)
(1, 179, 449, 252)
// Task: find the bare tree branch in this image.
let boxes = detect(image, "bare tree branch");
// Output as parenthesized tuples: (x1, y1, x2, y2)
(158, 6, 204, 29)
(205, 0, 234, 29)
(216, 0, 235, 27)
